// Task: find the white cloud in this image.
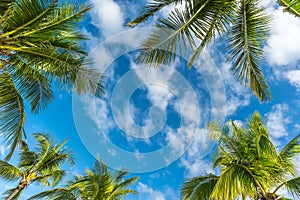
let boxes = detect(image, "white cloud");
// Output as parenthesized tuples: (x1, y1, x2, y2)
(136, 182, 166, 200)
(285, 70, 300, 90)
(179, 128, 215, 177)
(264, 8, 300, 67)
(265, 104, 290, 140)
(83, 95, 115, 135)
(217, 62, 251, 116)
(0, 145, 5, 157)
(90, 0, 125, 37)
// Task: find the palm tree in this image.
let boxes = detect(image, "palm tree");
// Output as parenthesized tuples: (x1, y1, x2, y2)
(0, 133, 74, 200)
(0, 0, 104, 160)
(181, 112, 300, 200)
(29, 157, 139, 200)
(128, 0, 299, 102)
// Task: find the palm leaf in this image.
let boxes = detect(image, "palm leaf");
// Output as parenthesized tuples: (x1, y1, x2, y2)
(0, 72, 25, 160)
(227, 0, 271, 101)
(0, 160, 21, 181)
(127, 0, 187, 27)
(273, 177, 300, 199)
(28, 188, 76, 200)
(136, 0, 234, 67)
(8, 61, 54, 114)
(211, 164, 262, 199)
(181, 174, 219, 200)
(278, 0, 300, 17)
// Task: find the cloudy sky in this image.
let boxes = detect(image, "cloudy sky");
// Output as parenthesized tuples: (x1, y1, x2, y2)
(1, 0, 300, 199)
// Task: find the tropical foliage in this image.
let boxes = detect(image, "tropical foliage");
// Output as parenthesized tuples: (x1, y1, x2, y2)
(278, 0, 300, 16)
(0, 0, 104, 160)
(128, 0, 299, 102)
(29, 157, 139, 200)
(181, 112, 300, 200)
(0, 133, 73, 200)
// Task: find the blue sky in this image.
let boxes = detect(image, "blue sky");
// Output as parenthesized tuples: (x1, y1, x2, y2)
(1, 0, 300, 199)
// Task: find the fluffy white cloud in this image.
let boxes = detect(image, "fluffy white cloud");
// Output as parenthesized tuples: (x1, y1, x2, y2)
(136, 182, 166, 200)
(264, 8, 300, 66)
(285, 70, 300, 90)
(265, 104, 290, 140)
(217, 62, 251, 116)
(179, 128, 215, 177)
(90, 0, 125, 37)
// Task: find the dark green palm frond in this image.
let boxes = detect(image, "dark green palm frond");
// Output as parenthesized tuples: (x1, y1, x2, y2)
(181, 174, 219, 200)
(279, 134, 300, 161)
(0, 0, 56, 33)
(0, 0, 15, 18)
(18, 150, 37, 168)
(7, 61, 54, 114)
(0, 72, 25, 160)
(127, 0, 188, 27)
(278, 0, 300, 17)
(278, 134, 300, 175)
(273, 177, 300, 199)
(28, 188, 76, 200)
(137, 0, 235, 67)
(227, 0, 271, 101)
(0, 160, 21, 181)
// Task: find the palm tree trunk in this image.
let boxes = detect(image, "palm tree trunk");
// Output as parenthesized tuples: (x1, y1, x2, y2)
(6, 181, 27, 200)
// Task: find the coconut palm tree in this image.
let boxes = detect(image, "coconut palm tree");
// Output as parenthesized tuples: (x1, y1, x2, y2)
(181, 112, 300, 200)
(0, 0, 104, 160)
(29, 157, 139, 200)
(128, 0, 299, 102)
(0, 133, 74, 200)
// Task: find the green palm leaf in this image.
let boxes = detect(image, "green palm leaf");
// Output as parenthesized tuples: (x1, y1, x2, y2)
(181, 174, 219, 200)
(136, 0, 234, 67)
(127, 0, 188, 27)
(278, 0, 300, 17)
(273, 177, 300, 199)
(0, 72, 25, 160)
(0, 160, 21, 181)
(0, 0, 104, 159)
(227, 0, 271, 101)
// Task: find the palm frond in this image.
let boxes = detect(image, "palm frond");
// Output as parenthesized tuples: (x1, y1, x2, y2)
(28, 188, 76, 200)
(227, 0, 271, 101)
(7, 61, 54, 114)
(74, 68, 105, 97)
(0, 0, 15, 18)
(181, 174, 219, 200)
(273, 177, 300, 199)
(0, 72, 25, 160)
(0, 160, 21, 181)
(279, 134, 300, 161)
(137, 0, 234, 67)
(127, 0, 187, 27)
(278, 0, 300, 17)
(211, 164, 261, 199)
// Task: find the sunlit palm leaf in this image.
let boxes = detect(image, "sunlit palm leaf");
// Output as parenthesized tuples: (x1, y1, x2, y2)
(181, 174, 219, 200)
(0, 0, 103, 159)
(28, 188, 76, 200)
(137, 0, 234, 67)
(227, 0, 271, 101)
(1, 133, 73, 199)
(0, 160, 21, 181)
(278, 0, 300, 17)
